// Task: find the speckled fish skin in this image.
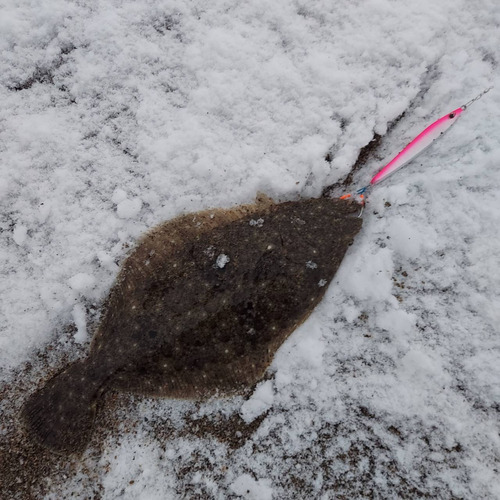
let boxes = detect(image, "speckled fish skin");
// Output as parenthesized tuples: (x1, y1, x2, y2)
(22, 196, 362, 455)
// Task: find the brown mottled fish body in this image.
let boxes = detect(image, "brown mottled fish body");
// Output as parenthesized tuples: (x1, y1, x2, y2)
(23, 196, 362, 454)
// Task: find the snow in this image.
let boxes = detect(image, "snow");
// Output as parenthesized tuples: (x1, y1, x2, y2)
(249, 218, 264, 227)
(111, 188, 128, 205)
(230, 474, 274, 500)
(240, 380, 274, 424)
(68, 272, 96, 294)
(72, 303, 88, 343)
(0, 178, 9, 200)
(215, 253, 230, 268)
(1, 0, 500, 498)
(97, 251, 119, 273)
(12, 224, 28, 246)
(117, 198, 143, 219)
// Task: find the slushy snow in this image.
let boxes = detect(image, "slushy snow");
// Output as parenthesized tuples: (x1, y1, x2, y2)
(1, 0, 500, 498)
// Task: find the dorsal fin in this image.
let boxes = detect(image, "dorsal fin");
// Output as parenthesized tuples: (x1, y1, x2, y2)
(255, 191, 275, 208)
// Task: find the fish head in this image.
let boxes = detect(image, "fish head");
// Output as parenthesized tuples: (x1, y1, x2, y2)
(311, 197, 363, 245)
(276, 197, 363, 268)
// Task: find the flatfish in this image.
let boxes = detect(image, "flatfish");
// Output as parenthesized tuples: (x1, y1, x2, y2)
(22, 195, 362, 455)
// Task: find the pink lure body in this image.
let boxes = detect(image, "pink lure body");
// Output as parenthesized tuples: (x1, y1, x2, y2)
(370, 107, 464, 186)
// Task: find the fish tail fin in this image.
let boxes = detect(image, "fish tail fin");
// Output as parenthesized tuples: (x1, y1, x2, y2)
(22, 359, 105, 455)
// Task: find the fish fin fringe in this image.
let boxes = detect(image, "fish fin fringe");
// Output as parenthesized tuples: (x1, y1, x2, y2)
(21, 360, 99, 456)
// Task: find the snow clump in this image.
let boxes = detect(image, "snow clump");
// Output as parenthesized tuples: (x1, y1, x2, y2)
(215, 253, 230, 268)
(117, 198, 142, 219)
(68, 273, 96, 294)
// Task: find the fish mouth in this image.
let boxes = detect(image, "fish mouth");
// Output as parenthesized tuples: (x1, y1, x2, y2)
(341, 199, 364, 219)
(354, 202, 364, 218)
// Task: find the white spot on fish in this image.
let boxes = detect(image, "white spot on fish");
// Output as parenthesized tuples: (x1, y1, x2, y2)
(306, 261, 318, 269)
(318, 279, 327, 287)
(204, 245, 216, 258)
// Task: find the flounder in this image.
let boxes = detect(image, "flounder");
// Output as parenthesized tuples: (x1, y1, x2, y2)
(22, 195, 362, 455)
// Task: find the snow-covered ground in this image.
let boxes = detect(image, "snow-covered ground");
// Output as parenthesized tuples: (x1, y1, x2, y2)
(1, 0, 500, 498)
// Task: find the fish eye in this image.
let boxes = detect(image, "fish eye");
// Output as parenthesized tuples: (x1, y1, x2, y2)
(449, 113, 455, 119)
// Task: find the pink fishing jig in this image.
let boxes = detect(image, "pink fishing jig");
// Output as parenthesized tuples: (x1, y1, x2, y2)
(345, 87, 493, 207)
(370, 107, 464, 185)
